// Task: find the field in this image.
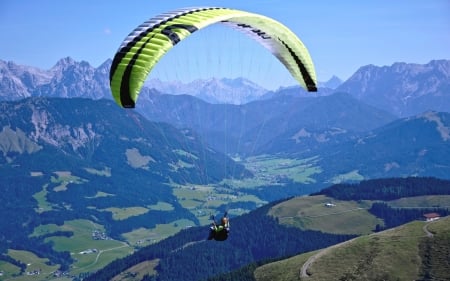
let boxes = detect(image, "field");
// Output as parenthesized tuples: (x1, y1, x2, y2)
(32, 184, 54, 213)
(84, 167, 112, 177)
(121, 218, 197, 247)
(172, 182, 267, 225)
(170, 155, 324, 225)
(0, 259, 22, 280)
(328, 169, 364, 184)
(2, 250, 60, 281)
(101, 206, 150, 220)
(148, 201, 174, 211)
(51, 171, 87, 192)
(121, 228, 160, 246)
(268, 195, 382, 234)
(224, 155, 322, 188)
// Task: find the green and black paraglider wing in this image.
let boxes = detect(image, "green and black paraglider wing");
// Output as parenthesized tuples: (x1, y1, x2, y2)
(110, 7, 317, 108)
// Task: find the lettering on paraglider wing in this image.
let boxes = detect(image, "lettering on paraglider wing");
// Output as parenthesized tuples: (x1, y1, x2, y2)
(236, 23, 252, 28)
(235, 23, 271, 40)
(251, 29, 271, 39)
(161, 24, 199, 45)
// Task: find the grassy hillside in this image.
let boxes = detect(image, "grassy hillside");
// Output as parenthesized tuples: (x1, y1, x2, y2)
(254, 216, 450, 281)
(268, 195, 382, 235)
(419, 216, 450, 280)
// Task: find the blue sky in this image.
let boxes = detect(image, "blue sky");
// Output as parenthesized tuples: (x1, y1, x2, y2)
(1, 0, 449, 90)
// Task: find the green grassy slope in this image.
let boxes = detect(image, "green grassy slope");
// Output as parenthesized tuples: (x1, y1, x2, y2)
(254, 216, 450, 281)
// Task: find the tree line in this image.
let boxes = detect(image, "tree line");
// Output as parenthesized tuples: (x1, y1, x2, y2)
(313, 176, 450, 200)
(370, 203, 449, 231)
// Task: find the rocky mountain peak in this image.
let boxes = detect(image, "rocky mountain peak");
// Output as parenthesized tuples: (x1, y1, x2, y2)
(51, 56, 76, 70)
(319, 75, 343, 89)
(337, 60, 450, 117)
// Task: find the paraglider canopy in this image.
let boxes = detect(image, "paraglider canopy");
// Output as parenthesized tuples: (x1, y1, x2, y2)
(110, 6, 317, 108)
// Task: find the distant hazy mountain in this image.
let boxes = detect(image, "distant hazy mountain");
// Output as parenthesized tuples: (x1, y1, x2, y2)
(136, 91, 396, 156)
(337, 60, 450, 117)
(145, 75, 342, 104)
(318, 75, 343, 89)
(252, 92, 396, 155)
(145, 77, 269, 104)
(258, 77, 341, 101)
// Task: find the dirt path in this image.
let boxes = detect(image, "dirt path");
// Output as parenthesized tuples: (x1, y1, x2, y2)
(422, 221, 434, 238)
(93, 242, 130, 264)
(300, 237, 358, 278)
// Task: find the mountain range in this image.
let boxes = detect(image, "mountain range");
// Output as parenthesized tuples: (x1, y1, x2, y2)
(2, 58, 449, 117)
(0, 57, 111, 100)
(144, 77, 270, 105)
(1, 57, 449, 213)
(337, 60, 450, 117)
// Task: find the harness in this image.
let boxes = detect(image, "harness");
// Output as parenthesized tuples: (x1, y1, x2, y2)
(212, 223, 230, 241)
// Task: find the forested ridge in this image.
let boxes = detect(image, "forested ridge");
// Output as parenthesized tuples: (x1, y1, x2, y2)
(313, 176, 450, 200)
(314, 176, 450, 231)
(370, 203, 449, 231)
(85, 201, 355, 281)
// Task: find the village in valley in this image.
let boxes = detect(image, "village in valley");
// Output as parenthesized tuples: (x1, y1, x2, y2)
(91, 229, 111, 241)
